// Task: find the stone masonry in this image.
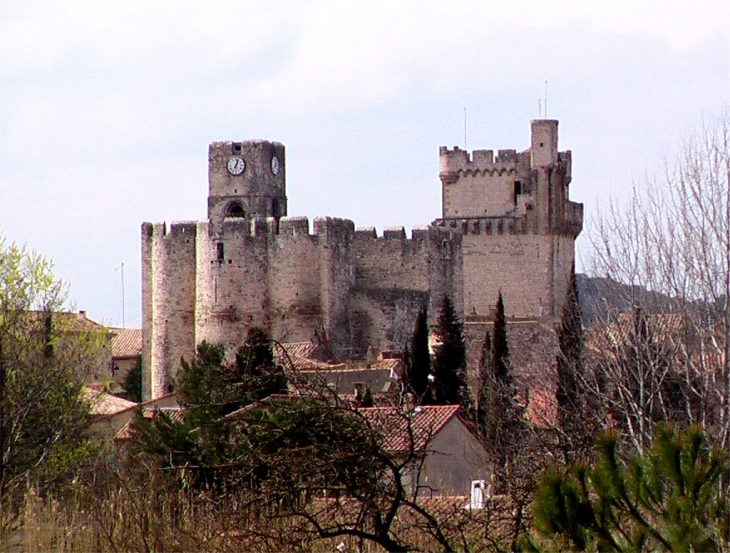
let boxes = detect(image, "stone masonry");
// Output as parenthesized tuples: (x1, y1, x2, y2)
(142, 120, 583, 400)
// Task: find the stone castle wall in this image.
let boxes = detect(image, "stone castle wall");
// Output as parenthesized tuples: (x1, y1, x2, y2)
(142, 216, 461, 399)
(142, 120, 582, 399)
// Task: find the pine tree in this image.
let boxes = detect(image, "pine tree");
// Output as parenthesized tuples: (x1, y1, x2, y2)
(556, 266, 588, 460)
(230, 327, 288, 409)
(402, 304, 432, 404)
(133, 340, 230, 487)
(432, 295, 470, 410)
(177, 340, 228, 420)
(133, 330, 288, 488)
(529, 425, 729, 552)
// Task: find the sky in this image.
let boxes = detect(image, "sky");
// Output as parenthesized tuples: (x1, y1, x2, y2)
(0, 0, 728, 328)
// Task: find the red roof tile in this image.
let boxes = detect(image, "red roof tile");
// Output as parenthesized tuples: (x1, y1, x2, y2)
(358, 405, 461, 453)
(114, 406, 185, 440)
(84, 387, 138, 416)
(370, 358, 401, 373)
(110, 328, 142, 358)
(278, 341, 316, 359)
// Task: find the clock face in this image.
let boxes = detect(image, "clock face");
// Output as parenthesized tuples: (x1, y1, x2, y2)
(271, 156, 280, 176)
(227, 156, 245, 175)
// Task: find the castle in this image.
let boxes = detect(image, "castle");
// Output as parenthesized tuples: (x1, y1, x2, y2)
(142, 119, 583, 400)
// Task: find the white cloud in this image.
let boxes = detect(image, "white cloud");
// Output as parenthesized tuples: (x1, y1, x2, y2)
(0, 0, 727, 326)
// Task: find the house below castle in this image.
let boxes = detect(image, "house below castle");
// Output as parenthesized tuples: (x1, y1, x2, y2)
(142, 120, 582, 400)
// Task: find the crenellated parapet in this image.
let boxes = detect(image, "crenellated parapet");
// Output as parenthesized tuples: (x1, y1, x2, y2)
(563, 200, 583, 237)
(434, 215, 533, 236)
(439, 146, 520, 185)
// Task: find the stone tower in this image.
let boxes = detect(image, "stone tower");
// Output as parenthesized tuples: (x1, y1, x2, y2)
(207, 140, 287, 230)
(435, 119, 582, 319)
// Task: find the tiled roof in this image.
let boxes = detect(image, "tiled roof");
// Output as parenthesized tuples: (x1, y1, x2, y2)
(14, 310, 107, 333)
(84, 387, 138, 416)
(523, 387, 557, 428)
(278, 342, 316, 359)
(275, 342, 347, 372)
(584, 313, 686, 352)
(110, 328, 142, 358)
(293, 356, 347, 371)
(114, 406, 186, 440)
(370, 358, 401, 373)
(359, 405, 461, 453)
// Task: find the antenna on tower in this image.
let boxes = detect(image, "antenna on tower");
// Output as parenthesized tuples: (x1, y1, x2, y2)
(544, 80, 548, 118)
(120, 262, 125, 328)
(463, 107, 468, 150)
(538, 99, 542, 118)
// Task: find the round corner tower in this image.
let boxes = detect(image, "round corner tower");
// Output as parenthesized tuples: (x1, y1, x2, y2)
(208, 140, 287, 228)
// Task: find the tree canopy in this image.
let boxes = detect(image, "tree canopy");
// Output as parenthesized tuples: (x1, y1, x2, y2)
(528, 424, 729, 552)
(132, 328, 288, 487)
(0, 237, 103, 511)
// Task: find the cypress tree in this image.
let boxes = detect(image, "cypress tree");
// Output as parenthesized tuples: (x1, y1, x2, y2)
(475, 330, 492, 440)
(360, 385, 375, 408)
(491, 293, 510, 391)
(556, 266, 587, 459)
(489, 292, 522, 490)
(402, 304, 433, 404)
(432, 295, 469, 408)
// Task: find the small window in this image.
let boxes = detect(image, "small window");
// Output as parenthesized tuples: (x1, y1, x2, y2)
(513, 181, 522, 204)
(216, 242, 224, 262)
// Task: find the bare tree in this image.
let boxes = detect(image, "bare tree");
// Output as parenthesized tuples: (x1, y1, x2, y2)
(588, 111, 730, 451)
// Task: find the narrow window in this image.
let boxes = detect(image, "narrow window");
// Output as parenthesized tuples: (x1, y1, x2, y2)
(513, 181, 522, 204)
(216, 242, 224, 262)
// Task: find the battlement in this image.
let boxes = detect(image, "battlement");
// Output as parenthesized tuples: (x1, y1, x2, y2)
(434, 215, 532, 236)
(279, 216, 310, 236)
(312, 216, 355, 238)
(439, 146, 521, 184)
(564, 201, 583, 236)
(141, 221, 199, 240)
(145, 216, 459, 248)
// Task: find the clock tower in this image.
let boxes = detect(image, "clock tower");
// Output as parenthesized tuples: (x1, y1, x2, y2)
(207, 139, 287, 228)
